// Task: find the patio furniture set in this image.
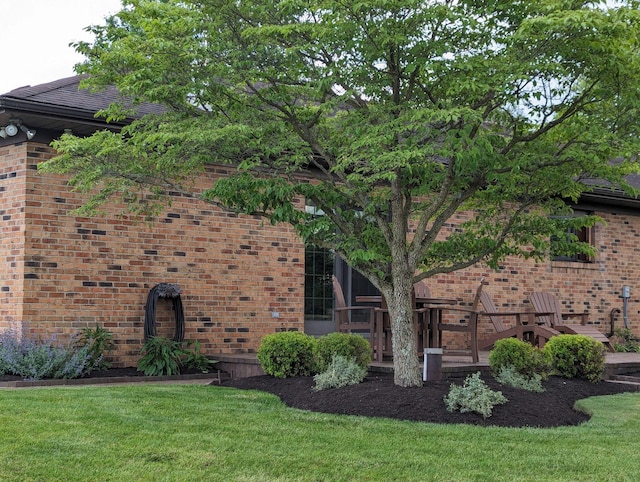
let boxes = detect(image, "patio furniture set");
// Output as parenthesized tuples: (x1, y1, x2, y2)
(333, 276, 614, 363)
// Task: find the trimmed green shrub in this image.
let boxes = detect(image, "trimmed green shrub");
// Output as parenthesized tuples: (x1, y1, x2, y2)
(495, 365, 545, 393)
(315, 333, 372, 372)
(257, 331, 318, 378)
(313, 355, 368, 391)
(488, 338, 550, 378)
(444, 372, 508, 419)
(544, 334, 606, 383)
(137, 336, 185, 376)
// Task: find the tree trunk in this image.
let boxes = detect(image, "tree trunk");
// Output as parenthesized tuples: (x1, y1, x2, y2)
(384, 283, 422, 387)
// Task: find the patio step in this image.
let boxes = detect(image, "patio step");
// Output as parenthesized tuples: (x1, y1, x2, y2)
(608, 374, 640, 386)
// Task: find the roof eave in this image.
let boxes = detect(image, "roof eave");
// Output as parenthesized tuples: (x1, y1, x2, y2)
(578, 188, 640, 210)
(0, 96, 129, 128)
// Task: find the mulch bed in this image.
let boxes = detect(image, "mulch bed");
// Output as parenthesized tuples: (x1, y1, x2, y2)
(3, 368, 639, 428)
(222, 373, 640, 428)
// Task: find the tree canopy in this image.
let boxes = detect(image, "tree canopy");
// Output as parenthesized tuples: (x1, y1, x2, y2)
(42, 0, 640, 386)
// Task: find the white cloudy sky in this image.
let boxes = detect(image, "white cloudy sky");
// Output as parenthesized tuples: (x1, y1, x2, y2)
(0, 0, 123, 94)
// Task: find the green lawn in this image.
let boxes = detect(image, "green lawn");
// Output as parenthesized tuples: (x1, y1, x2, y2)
(1, 384, 639, 481)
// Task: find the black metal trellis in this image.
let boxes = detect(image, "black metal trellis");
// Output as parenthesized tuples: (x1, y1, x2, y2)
(144, 283, 185, 342)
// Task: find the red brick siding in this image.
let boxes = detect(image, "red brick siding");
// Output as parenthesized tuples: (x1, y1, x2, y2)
(429, 210, 639, 349)
(3, 142, 304, 367)
(2, 141, 638, 363)
(0, 143, 28, 331)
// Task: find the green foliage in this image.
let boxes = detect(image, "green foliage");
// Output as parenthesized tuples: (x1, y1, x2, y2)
(488, 338, 550, 378)
(0, 330, 15, 375)
(0, 329, 98, 380)
(257, 332, 318, 378)
(137, 336, 185, 376)
(544, 334, 606, 383)
(136, 337, 216, 376)
(40, 0, 640, 386)
(495, 366, 545, 393)
(612, 328, 640, 353)
(75, 324, 116, 371)
(444, 372, 508, 419)
(313, 355, 368, 391)
(43, 1, 640, 270)
(315, 332, 372, 372)
(182, 340, 217, 373)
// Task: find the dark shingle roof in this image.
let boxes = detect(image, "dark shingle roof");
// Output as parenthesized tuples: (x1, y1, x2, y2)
(2, 75, 165, 116)
(0, 75, 165, 138)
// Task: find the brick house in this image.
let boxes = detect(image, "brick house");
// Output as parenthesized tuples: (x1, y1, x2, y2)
(1, 76, 638, 367)
(1, 76, 305, 368)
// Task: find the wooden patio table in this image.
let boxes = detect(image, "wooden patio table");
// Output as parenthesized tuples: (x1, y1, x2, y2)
(355, 295, 458, 360)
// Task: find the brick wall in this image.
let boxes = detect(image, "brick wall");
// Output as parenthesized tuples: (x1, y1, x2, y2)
(3, 142, 305, 367)
(429, 208, 640, 348)
(2, 140, 639, 365)
(0, 143, 27, 332)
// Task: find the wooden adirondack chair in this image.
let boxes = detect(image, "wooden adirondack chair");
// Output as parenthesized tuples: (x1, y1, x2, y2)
(413, 280, 431, 299)
(529, 292, 614, 351)
(476, 283, 560, 349)
(332, 276, 376, 355)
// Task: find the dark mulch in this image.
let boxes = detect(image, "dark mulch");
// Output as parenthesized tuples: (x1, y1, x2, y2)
(222, 372, 640, 428)
(3, 368, 639, 428)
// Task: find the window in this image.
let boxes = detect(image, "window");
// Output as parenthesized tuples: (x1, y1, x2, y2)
(303, 202, 379, 334)
(551, 210, 594, 263)
(304, 243, 334, 322)
(304, 243, 379, 336)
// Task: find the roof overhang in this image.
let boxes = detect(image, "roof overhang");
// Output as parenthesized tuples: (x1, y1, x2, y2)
(0, 76, 166, 145)
(0, 96, 126, 140)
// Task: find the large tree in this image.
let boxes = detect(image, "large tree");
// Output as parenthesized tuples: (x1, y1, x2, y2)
(42, 0, 640, 386)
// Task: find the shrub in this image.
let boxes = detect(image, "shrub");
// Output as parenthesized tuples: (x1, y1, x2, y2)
(444, 372, 508, 418)
(9, 338, 68, 380)
(0, 329, 94, 380)
(0, 330, 21, 375)
(489, 338, 531, 373)
(313, 355, 368, 391)
(544, 334, 606, 383)
(488, 338, 550, 378)
(257, 331, 317, 378)
(137, 336, 185, 376)
(53, 344, 96, 379)
(495, 365, 545, 393)
(315, 333, 372, 372)
(75, 325, 115, 372)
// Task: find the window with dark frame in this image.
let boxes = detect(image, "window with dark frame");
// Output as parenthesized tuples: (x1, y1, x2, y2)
(304, 243, 334, 322)
(303, 243, 379, 324)
(551, 210, 594, 263)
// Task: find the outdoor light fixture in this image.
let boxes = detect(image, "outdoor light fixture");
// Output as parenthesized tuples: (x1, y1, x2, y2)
(0, 119, 36, 140)
(19, 124, 36, 140)
(1, 124, 18, 138)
